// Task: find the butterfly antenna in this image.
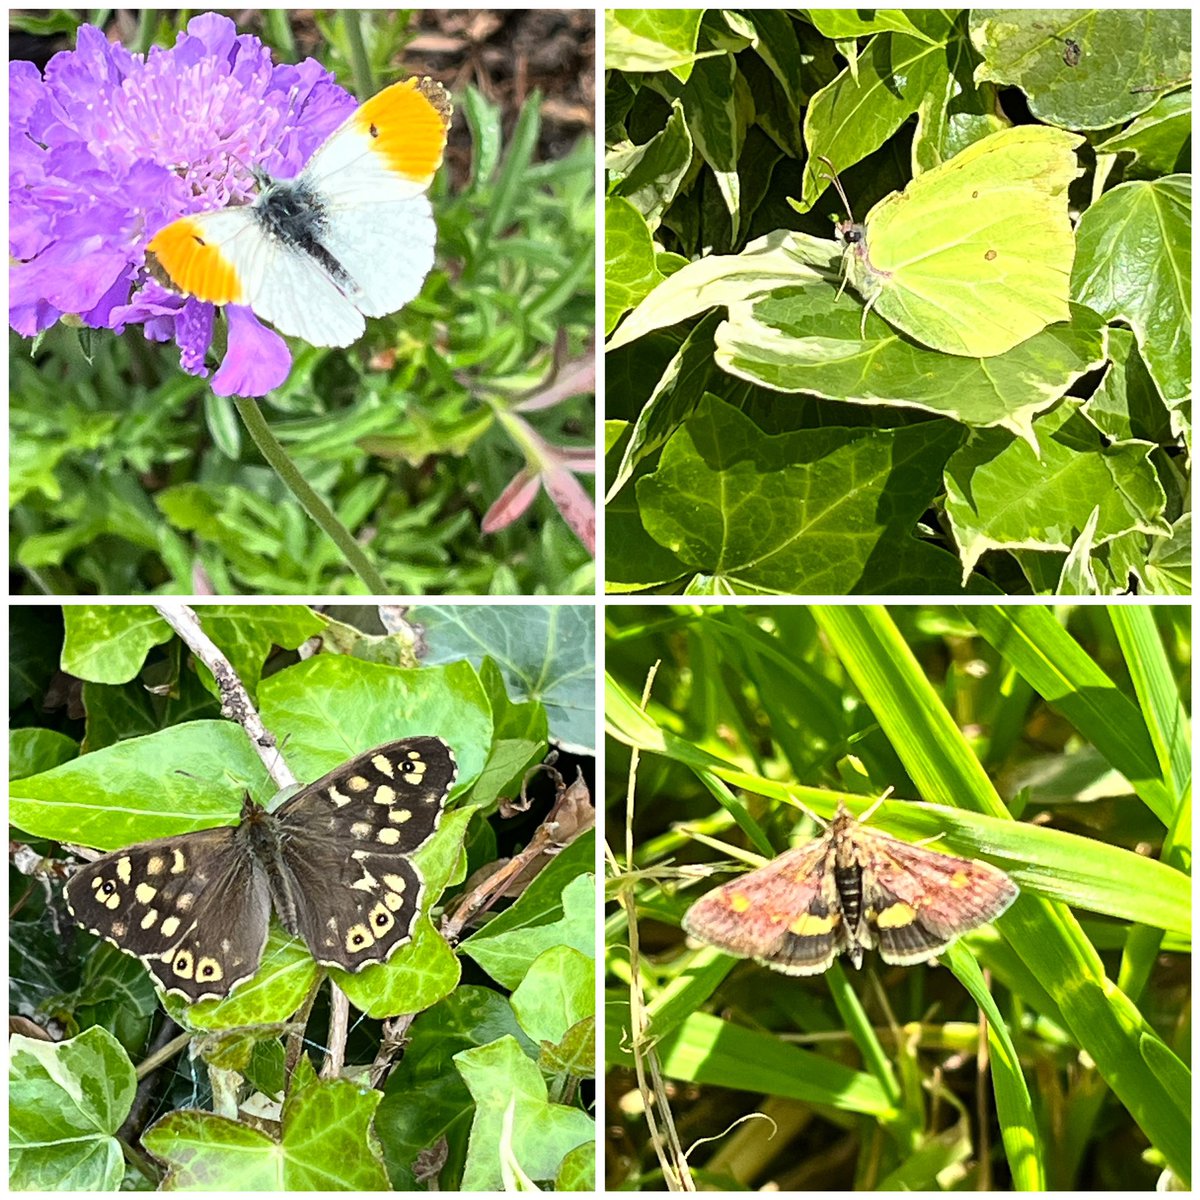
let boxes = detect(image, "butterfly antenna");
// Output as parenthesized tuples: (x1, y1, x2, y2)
(815, 154, 856, 224)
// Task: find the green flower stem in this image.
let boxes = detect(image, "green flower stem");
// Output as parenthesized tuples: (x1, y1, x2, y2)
(233, 396, 388, 593)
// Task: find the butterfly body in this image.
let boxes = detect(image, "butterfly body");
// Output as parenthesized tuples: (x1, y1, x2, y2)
(145, 77, 452, 347)
(826, 126, 1082, 357)
(64, 737, 457, 1003)
(683, 801, 1018, 975)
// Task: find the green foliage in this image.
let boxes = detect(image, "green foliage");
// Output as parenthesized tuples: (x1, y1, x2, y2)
(605, 9, 1190, 595)
(604, 603, 1190, 1190)
(10, 604, 595, 1190)
(11, 11, 595, 596)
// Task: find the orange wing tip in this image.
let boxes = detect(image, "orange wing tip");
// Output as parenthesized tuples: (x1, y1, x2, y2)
(353, 77, 452, 185)
(146, 216, 245, 305)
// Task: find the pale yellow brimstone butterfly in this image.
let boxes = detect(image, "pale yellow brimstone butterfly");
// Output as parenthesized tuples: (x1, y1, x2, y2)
(821, 126, 1084, 358)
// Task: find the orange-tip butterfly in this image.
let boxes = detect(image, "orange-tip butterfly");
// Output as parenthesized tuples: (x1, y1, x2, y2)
(147, 76, 451, 347)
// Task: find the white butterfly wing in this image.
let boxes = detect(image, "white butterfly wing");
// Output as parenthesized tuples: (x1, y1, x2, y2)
(148, 207, 365, 347)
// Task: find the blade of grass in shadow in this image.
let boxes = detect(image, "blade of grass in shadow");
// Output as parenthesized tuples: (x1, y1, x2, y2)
(970, 605, 1176, 819)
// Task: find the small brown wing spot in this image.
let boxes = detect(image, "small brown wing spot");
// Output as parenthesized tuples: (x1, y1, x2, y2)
(115, 857, 133, 885)
(346, 775, 371, 793)
(350, 821, 373, 839)
(177, 892, 196, 911)
(135, 883, 158, 904)
(985, 248, 997, 261)
(110, 920, 127, 938)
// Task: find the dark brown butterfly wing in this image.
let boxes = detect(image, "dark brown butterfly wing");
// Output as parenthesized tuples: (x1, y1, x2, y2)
(64, 820, 271, 1003)
(271, 736, 457, 972)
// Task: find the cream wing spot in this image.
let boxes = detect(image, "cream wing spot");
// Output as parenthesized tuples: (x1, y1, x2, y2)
(371, 754, 396, 778)
(389, 808, 413, 824)
(345, 924, 375, 953)
(368, 903, 394, 934)
(115, 857, 133, 885)
(328, 786, 353, 808)
(350, 821, 373, 839)
(383, 890, 404, 911)
(135, 883, 158, 904)
(146, 855, 166, 875)
(347, 775, 371, 793)
(382, 874, 407, 894)
(176, 893, 196, 912)
(160, 915, 181, 939)
(376, 826, 401, 845)
(373, 784, 396, 805)
(140, 909, 159, 930)
(110, 920, 127, 939)
(170, 849, 187, 874)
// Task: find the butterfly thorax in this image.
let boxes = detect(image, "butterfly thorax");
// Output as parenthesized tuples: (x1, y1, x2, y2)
(236, 796, 307, 939)
(255, 176, 353, 292)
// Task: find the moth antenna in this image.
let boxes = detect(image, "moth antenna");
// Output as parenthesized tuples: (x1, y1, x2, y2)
(856, 790, 893, 826)
(786, 792, 831, 830)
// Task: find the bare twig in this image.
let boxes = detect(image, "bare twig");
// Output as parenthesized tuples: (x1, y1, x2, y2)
(153, 603, 295, 790)
(611, 662, 695, 1191)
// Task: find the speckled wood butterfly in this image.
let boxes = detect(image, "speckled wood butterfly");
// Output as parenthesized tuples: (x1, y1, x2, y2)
(64, 737, 457, 1003)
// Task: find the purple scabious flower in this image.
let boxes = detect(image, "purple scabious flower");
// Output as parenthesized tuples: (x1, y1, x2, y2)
(9, 13, 357, 396)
